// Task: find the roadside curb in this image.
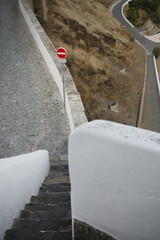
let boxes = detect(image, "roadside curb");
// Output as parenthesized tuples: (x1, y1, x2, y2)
(137, 51, 147, 128)
(153, 56, 160, 97)
(121, 0, 134, 28)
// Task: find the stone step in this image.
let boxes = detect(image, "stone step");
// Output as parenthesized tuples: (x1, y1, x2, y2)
(50, 154, 68, 162)
(13, 218, 72, 231)
(44, 175, 70, 185)
(50, 165, 69, 172)
(25, 202, 70, 212)
(40, 183, 71, 193)
(46, 172, 70, 180)
(59, 155, 68, 161)
(20, 208, 71, 219)
(47, 171, 69, 179)
(31, 192, 70, 204)
(50, 155, 68, 167)
(49, 167, 69, 176)
(4, 229, 72, 240)
(50, 162, 69, 172)
(46, 176, 70, 181)
(42, 182, 70, 187)
(25, 203, 56, 212)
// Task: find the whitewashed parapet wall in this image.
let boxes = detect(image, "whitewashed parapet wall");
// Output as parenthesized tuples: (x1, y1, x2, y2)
(0, 150, 49, 240)
(19, 0, 87, 131)
(69, 120, 160, 240)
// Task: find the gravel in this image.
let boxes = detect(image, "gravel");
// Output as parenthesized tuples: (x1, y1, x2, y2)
(0, 0, 70, 159)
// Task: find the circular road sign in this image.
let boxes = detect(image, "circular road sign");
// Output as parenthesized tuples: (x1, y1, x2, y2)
(56, 47, 67, 59)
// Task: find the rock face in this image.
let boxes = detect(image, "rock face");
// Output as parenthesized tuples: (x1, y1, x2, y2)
(33, 0, 145, 126)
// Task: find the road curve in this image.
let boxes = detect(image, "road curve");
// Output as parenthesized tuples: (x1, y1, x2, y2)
(111, 0, 160, 54)
(111, 0, 160, 133)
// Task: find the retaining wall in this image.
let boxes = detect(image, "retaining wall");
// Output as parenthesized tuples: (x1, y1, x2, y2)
(19, 0, 87, 131)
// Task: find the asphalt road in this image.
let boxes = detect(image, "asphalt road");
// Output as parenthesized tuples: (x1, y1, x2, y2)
(111, 0, 160, 133)
(142, 56, 160, 132)
(112, 0, 160, 54)
(0, 0, 70, 158)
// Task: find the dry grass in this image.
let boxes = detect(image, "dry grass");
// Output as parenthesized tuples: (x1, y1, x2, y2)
(33, 0, 145, 126)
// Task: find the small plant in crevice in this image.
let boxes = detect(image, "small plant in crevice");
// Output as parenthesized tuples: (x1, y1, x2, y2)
(37, 15, 46, 25)
(153, 48, 160, 58)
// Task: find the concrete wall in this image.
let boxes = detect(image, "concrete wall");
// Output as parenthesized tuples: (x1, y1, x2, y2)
(69, 120, 160, 240)
(153, 56, 160, 97)
(0, 150, 49, 240)
(19, 0, 87, 131)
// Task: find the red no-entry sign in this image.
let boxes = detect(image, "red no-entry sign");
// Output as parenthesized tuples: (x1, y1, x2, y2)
(56, 47, 67, 111)
(56, 47, 67, 59)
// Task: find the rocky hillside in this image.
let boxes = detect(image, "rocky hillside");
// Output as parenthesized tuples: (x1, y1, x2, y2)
(33, 0, 145, 126)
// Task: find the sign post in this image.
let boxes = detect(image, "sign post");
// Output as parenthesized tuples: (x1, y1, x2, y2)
(56, 47, 67, 111)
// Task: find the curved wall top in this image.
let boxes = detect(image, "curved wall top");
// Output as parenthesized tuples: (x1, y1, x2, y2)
(69, 120, 160, 240)
(19, 0, 87, 131)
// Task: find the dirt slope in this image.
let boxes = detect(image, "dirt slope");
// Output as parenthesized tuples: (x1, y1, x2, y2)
(33, 0, 145, 126)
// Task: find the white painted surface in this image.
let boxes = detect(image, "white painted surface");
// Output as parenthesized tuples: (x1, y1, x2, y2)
(19, 0, 87, 130)
(153, 56, 160, 97)
(69, 120, 160, 240)
(145, 33, 160, 43)
(0, 150, 49, 240)
(121, 0, 134, 28)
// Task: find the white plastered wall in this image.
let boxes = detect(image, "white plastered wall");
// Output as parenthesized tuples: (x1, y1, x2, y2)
(0, 150, 49, 240)
(69, 120, 160, 240)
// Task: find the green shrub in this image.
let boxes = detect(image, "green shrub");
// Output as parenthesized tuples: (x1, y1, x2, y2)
(153, 48, 160, 58)
(127, 0, 160, 25)
(37, 15, 45, 25)
(127, 7, 138, 26)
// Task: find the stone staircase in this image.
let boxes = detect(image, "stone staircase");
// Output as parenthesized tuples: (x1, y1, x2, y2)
(3, 155, 72, 240)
